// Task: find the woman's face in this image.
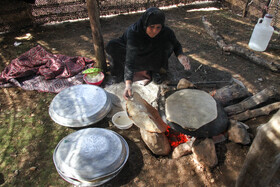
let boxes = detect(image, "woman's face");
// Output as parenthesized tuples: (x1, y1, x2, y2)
(146, 24, 162, 38)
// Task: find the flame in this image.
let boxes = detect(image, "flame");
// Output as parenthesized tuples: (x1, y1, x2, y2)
(165, 126, 189, 149)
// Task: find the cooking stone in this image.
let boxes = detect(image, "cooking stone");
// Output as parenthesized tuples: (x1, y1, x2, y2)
(49, 84, 112, 127)
(165, 89, 217, 131)
(53, 128, 129, 183)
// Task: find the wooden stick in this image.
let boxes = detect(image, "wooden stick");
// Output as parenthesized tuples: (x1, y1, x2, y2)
(224, 86, 278, 115)
(229, 102, 280, 121)
(201, 16, 280, 73)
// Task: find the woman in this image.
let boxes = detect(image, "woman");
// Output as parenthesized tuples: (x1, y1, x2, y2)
(105, 7, 190, 100)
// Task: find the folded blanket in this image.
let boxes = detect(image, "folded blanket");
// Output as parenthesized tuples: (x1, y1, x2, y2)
(0, 45, 94, 93)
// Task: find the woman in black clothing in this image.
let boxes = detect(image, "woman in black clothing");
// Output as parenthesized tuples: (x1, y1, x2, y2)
(105, 7, 190, 100)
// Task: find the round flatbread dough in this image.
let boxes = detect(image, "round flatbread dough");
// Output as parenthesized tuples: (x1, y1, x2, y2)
(165, 89, 217, 131)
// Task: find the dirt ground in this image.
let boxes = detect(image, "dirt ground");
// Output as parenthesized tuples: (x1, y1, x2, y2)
(0, 5, 280, 187)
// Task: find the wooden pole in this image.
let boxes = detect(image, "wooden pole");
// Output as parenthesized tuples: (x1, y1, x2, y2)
(86, 0, 107, 72)
(242, 0, 250, 17)
(262, 0, 272, 17)
(236, 109, 280, 187)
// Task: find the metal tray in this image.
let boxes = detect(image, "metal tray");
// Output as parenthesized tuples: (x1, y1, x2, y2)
(53, 128, 129, 183)
(49, 84, 112, 127)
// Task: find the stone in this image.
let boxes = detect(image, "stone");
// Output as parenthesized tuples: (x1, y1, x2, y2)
(228, 120, 251, 145)
(192, 138, 218, 168)
(177, 78, 195, 89)
(126, 92, 167, 133)
(140, 128, 171, 156)
(172, 141, 193, 159)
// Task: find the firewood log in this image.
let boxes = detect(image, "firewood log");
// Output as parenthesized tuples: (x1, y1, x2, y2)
(229, 102, 280, 121)
(209, 83, 250, 106)
(224, 86, 278, 115)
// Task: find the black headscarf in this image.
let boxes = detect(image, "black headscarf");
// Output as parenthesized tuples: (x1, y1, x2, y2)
(122, 7, 165, 40)
(143, 7, 165, 28)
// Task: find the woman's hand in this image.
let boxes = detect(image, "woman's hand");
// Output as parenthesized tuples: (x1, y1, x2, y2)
(178, 54, 191, 70)
(123, 80, 133, 100)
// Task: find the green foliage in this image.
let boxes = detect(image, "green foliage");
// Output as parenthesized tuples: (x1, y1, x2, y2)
(0, 92, 74, 186)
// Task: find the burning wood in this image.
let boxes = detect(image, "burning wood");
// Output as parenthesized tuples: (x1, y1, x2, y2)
(165, 126, 190, 149)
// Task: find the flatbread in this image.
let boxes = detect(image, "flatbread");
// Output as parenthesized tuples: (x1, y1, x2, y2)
(165, 89, 217, 131)
(126, 92, 167, 133)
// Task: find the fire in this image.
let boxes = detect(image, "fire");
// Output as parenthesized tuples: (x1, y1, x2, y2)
(165, 125, 189, 149)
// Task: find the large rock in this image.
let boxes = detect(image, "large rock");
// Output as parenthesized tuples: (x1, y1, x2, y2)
(172, 139, 194, 159)
(126, 92, 167, 133)
(228, 120, 251, 145)
(192, 138, 218, 168)
(140, 128, 171, 156)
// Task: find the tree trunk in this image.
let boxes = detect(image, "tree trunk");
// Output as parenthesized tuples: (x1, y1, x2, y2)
(86, 0, 107, 72)
(236, 109, 280, 187)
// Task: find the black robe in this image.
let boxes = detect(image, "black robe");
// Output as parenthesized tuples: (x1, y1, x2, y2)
(105, 7, 183, 81)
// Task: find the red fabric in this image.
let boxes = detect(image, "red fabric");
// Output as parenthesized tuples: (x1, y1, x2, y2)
(0, 45, 95, 93)
(0, 45, 93, 84)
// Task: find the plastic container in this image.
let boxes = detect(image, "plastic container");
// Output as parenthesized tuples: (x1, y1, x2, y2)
(248, 14, 274, 51)
(83, 72, 105, 86)
(112, 111, 133, 129)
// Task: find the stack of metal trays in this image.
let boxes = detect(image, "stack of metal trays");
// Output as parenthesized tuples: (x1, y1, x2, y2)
(53, 128, 129, 186)
(49, 84, 112, 127)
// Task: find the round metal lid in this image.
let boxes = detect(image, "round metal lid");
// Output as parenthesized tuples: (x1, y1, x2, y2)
(53, 128, 129, 182)
(49, 84, 112, 127)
